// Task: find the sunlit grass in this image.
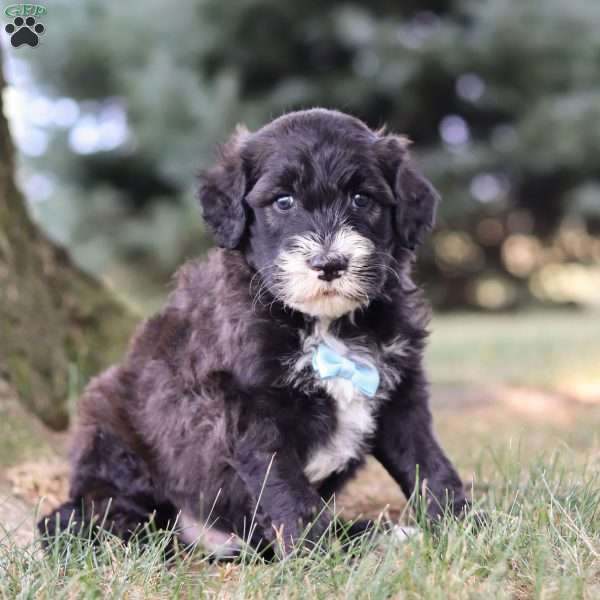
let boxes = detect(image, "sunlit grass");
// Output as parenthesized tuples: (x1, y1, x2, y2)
(428, 309, 600, 392)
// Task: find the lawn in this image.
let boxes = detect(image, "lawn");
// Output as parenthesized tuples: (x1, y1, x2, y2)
(1, 309, 600, 599)
(428, 309, 600, 396)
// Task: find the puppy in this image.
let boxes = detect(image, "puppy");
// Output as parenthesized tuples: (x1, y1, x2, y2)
(39, 108, 468, 557)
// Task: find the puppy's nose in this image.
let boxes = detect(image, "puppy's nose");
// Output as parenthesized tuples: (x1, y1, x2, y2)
(308, 255, 348, 281)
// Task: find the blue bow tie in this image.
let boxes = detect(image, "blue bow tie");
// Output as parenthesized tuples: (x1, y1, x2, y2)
(312, 343, 380, 398)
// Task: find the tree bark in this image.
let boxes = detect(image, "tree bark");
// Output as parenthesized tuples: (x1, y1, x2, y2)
(0, 50, 137, 430)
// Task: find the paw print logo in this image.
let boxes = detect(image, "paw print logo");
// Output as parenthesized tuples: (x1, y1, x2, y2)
(5, 16, 45, 48)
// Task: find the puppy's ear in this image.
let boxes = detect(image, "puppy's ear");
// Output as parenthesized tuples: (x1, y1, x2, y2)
(198, 125, 250, 249)
(376, 134, 440, 251)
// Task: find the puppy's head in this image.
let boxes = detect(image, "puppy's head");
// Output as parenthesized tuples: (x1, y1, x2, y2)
(199, 109, 439, 319)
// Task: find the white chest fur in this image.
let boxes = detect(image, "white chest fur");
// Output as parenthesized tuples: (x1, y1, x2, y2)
(304, 378, 376, 483)
(287, 320, 386, 484)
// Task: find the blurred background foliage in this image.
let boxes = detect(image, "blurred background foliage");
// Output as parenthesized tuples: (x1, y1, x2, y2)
(5, 0, 600, 312)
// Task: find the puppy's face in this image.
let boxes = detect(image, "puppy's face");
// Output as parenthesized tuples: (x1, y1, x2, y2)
(199, 109, 439, 319)
(242, 121, 396, 319)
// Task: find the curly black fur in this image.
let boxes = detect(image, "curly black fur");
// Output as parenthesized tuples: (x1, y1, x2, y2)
(39, 109, 467, 557)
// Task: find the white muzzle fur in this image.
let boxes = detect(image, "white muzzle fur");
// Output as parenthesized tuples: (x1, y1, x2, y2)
(275, 226, 375, 318)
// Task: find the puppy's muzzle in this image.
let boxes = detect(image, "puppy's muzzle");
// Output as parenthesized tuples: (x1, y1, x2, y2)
(308, 254, 349, 282)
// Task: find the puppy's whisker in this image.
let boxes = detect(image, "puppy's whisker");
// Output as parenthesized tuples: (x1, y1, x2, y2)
(249, 264, 277, 313)
(370, 251, 404, 286)
(252, 285, 273, 313)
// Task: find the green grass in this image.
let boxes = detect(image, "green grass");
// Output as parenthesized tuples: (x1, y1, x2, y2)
(427, 309, 600, 392)
(2, 447, 600, 599)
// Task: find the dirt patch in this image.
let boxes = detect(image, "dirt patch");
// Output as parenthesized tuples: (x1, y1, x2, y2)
(0, 379, 69, 546)
(6, 460, 69, 516)
(0, 482, 37, 547)
(338, 458, 408, 522)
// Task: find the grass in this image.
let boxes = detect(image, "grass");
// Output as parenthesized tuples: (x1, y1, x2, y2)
(427, 308, 600, 394)
(1, 309, 600, 599)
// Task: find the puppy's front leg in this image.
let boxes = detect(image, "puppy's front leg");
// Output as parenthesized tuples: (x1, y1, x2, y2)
(232, 422, 329, 554)
(374, 370, 469, 523)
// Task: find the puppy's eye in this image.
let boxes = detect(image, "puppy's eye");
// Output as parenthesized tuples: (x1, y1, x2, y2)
(274, 196, 295, 212)
(351, 193, 372, 209)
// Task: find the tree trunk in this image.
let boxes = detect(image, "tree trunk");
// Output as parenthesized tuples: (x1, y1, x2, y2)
(0, 51, 137, 430)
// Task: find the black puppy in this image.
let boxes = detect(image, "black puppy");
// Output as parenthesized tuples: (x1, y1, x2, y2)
(39, 109, 468, 557)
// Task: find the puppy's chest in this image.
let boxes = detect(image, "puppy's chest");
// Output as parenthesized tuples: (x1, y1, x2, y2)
(285, 323, 407, 484)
